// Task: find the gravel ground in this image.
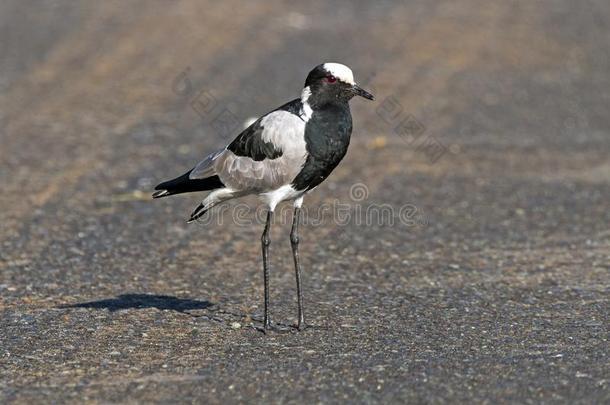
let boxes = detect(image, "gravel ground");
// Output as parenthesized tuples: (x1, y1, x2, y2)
(1, 1, 609, 403)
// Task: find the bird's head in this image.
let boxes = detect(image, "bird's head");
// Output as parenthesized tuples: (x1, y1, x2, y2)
(303, 63, 374, 106)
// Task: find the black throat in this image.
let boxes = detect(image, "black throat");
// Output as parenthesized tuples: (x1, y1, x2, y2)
(291, 99, 353, 191)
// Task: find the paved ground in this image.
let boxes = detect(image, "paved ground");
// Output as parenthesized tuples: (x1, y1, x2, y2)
(1, 1, 609, 403)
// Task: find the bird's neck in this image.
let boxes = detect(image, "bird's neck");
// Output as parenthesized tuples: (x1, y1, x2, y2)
(300, 86, 349, 121)
(300, 86, 314, 121)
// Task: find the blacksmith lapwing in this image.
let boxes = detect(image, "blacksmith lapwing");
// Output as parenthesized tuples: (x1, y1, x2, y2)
(153, 63, 374, 331)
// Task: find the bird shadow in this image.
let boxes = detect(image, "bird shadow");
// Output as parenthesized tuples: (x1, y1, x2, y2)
(59, 294, 323, 332)
(59, 293, 213, 313)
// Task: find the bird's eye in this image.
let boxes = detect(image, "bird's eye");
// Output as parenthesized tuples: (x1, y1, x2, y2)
(325, 75, 337, 83)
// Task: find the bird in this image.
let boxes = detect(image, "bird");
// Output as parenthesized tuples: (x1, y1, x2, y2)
(153, 62, 374, 332)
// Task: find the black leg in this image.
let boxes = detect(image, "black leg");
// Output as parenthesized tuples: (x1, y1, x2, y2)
(261, 210, 273, 330)
(290, 207, 306, 330)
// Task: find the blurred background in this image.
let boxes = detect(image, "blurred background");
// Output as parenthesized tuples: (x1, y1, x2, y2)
(1, 1, 609, 403)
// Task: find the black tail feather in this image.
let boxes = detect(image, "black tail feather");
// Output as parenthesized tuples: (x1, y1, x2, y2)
(153, 169, 224, 199)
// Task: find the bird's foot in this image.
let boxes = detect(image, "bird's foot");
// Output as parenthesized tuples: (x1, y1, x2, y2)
(255, 321, 294, 334)
(295, 315, 307, 331)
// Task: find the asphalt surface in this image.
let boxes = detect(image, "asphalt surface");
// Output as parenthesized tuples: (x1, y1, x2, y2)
(1, 1, 609, 403)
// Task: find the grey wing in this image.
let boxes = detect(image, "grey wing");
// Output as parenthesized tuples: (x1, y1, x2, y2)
(189, 149, 224, 179)
(206, 110, 308, 192)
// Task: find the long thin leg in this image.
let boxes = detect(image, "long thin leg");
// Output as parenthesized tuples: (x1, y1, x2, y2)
(261, 210, 273, 330)
(290, 207, 305, 330)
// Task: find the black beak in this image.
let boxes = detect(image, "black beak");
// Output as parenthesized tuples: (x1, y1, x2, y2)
(352, 84, 374, 101)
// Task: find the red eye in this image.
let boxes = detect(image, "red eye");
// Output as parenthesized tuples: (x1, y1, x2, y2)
(325, 75, 337, 83)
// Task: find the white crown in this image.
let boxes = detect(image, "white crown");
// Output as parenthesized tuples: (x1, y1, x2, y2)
(323, 63, 355, 85)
